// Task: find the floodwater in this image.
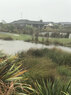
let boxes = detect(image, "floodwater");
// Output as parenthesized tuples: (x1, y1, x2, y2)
(0, 40, 71, 55)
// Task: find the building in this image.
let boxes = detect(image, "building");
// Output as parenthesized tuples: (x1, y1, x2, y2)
(11, 19, 49, 28)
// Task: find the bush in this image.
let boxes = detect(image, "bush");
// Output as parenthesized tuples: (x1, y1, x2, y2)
(26, 48, 71, 66)
(46, 48, 71, 65)
(27, 49, 45, 57)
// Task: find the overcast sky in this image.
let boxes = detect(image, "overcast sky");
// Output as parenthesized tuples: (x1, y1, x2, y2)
(0, 0, 71, 22)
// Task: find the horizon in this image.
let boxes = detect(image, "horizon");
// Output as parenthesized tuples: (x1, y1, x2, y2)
(1, 19, 71, 24)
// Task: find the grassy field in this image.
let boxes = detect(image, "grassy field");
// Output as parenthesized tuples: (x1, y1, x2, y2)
(0, 32, 71, 47)
(49, 38, 71, 46)
(49, 38, 71, 44)
(0, 32, 32, 40)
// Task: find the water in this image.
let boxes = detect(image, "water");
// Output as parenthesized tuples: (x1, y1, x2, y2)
(0, 40, 71, 55)
(0, 40, 47, 55)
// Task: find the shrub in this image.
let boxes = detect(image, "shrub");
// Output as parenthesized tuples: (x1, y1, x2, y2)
(26, 48, 71, 66)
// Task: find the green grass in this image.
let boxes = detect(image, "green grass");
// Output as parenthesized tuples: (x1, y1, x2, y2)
(0, 32, 32, 40)
(12, 34, 32, 40)
(32, 79, 71, 95)
(48, 38, 71, 46)
(57, 66, 71, 77)
(49, 38, 71, 44)
(0, 32, 71, 47)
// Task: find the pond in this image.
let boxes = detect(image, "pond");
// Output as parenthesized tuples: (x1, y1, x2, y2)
(0, 40, 71, 55)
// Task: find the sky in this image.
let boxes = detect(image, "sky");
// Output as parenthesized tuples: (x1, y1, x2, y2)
(0, 0, 71, 22)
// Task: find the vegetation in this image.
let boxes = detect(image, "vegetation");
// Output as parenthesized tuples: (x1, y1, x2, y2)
(0, 22, 71, 34)
(0, 48, 71, 95)
(0, 53, 36, 95)
(0, 32, 71, 47)
(0, 21, 71, 94)
(0, 20, 71, 95)
(33, 79, 71, 95)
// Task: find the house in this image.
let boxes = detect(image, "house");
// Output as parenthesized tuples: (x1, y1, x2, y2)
(11, 19, 49, 28)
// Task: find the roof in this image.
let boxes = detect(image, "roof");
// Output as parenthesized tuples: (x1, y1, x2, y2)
(11, 19, 49, 25)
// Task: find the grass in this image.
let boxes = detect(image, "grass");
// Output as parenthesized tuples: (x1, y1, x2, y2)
(33, 79, 71, 95)
(0, 48, 71, 95)
(48, 38, 71, 46)
(15, 48, 71, 81)
(0, 32, 32, 40)
(26, 48, 71, 65)
(57, 66, 71, 77)
(0, 53, 35, 95)
(12, 34, 32, 40)
(16, 49, 71, 95)
(0, 32, 71, 47)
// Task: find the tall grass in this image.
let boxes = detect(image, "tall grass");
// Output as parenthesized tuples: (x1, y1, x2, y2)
(0, 55, 35, 95)
(32, 79, 71, 95)
(16, 48, 71, 80)
(26, 48, 71, 65)
(0, 48, 71, 95)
